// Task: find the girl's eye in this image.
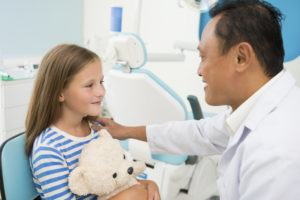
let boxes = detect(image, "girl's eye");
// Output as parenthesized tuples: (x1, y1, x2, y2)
(100, 80, 104, 85)
(123, 154, 126, 159)
(85, 84, 93, 88)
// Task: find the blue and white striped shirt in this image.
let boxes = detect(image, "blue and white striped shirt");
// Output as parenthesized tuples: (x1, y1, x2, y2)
(30, 126, 99, 200)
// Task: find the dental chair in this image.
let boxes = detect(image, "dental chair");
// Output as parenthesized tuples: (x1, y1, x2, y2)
(104, 33, 218, 200)
(0, 133, 39, 200)
(104, 33, 196, 164)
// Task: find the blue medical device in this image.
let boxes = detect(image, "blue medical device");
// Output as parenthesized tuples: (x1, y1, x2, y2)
(110, 6, 123, 32)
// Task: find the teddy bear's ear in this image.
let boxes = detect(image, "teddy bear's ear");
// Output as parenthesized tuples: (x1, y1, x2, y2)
(69, 167, 90, 195)
(99, 129, 112, 138)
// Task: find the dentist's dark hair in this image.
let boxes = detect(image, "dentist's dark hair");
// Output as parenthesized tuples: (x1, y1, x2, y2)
(209, 0, 284, 77)
(25, 44, 100, 156)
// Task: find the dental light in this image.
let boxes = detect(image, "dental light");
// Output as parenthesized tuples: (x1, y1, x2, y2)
(178, 0, 217, 11)
(103, 33, 147, 71)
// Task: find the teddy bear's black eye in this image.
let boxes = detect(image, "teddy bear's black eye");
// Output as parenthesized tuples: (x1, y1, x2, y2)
(112, 173, 117, 179)
(123, 154, 126, 159)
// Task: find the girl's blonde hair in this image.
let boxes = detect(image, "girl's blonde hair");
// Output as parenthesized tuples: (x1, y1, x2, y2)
(25, 44, 100, 156)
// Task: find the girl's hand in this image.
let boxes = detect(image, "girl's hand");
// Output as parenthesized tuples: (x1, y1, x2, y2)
(138, 180, 161, 200)
(109, 183, 147, 200)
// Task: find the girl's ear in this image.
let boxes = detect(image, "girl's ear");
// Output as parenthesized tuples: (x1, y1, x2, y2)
(59, 93, 64, 102)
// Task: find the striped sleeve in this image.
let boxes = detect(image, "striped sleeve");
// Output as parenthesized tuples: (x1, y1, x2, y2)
(31, 145, 76, 200)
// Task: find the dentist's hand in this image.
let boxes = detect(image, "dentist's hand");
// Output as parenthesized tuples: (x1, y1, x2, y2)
(92, 117, 148, 142)
(91, 118, 128, 140)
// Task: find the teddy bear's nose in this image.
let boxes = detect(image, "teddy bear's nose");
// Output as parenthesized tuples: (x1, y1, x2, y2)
(127, 167, 133, 175)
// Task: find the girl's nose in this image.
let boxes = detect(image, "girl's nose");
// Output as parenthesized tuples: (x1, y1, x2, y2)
(95, 84, 105, 97)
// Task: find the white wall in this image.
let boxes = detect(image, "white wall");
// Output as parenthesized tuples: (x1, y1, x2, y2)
(0, 0, 83, 58)
(83, 0, 227, 114)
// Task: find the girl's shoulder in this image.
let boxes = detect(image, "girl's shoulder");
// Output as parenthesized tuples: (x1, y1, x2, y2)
(34, 126, 65, 146)
(31, 127, 65, 157)
(33, 126, 100, 150)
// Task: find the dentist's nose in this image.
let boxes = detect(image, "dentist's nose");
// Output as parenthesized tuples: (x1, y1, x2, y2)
(197, 64, 203, 77)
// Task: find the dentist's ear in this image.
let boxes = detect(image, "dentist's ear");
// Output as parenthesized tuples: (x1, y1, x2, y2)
(235, 42, 253, 72)
(237, 55, 242, 63)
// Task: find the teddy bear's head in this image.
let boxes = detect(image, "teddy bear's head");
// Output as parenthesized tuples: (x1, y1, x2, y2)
(69, 129, 146, 197)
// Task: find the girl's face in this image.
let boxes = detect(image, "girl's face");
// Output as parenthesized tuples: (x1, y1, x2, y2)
(59, 59, 105, 118)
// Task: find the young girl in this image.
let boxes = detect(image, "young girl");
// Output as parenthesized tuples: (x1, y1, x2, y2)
(25, 44, 159, 200)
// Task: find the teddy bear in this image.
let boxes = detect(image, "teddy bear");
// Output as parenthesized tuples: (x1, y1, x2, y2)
(68, 129, 146, 200)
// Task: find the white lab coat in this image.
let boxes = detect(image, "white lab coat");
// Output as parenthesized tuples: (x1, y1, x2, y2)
(146, 69, 300, 199)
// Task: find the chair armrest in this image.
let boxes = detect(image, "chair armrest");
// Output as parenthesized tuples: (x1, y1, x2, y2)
(187, 95, 204, 120)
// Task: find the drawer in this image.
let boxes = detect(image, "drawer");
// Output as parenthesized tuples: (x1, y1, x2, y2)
(2, 105, 28, 132)
(1, 79, 34, 108)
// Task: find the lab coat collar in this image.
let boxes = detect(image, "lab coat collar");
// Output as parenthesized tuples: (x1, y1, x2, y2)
(225, 69, 296, 149)
(226, 70, 283, 135)
(244, 69, 296, 131)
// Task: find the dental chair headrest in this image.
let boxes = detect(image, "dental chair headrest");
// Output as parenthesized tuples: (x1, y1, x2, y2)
(107, 33, 147, 69)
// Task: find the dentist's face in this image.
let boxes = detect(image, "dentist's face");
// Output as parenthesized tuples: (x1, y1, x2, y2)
(197, 16, 237, 107)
